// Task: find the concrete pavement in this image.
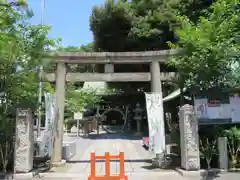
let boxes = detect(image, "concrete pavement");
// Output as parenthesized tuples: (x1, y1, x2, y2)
(11, 172, 240, 180)
(12, 131, 240, 179)
(66, 132, 153, 174)
(63, 131, 185, 179)
(62, 131, 240, 180)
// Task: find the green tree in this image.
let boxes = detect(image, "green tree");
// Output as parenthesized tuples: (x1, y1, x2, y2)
(79, 43, 94, 52)
(64, 83, 105, 132)
(0, 1, 58, 172)
(58, 43, 94, 52)
(90, 0, 213, 52)
(0, 11, 57, 111)
(168, 0, 240, 91)
(223, 126, 240, 168)
(65, 84, 102, 113)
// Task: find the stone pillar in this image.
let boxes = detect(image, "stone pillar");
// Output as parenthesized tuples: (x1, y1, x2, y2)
(103, 64, 113, 89)
(14, 109, 34, 173)
(150, 61, 166, 165)
(52, 62, 66, 165)
(218, 137, 228, 170)
(150, 61, 162, 92)
(136, 120, 141, 134)
(179, 104, 200, 171)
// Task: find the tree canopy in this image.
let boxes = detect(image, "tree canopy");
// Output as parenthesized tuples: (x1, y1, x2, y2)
(168, 0, 240, 90)
(90, 0, 213, 52)
(0, 0, 60, 172)
(89, 0, 240, 91)
(0, 0, 58, 113)
(58, 43, 94, 52)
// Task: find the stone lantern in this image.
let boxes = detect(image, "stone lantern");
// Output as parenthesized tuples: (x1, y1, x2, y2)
(133, 102, 144, 135)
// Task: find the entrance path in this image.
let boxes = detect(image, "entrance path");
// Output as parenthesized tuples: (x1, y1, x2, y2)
(65, 131, 182, 179)
(62, 132, 240, 180)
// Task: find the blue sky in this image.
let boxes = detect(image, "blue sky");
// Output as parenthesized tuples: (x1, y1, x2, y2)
(28, 0, 104, 47)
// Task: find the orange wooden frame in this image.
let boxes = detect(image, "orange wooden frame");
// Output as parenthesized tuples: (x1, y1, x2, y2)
(88, 152, 128, 180)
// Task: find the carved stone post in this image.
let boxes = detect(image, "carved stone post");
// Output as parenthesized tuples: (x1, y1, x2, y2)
(14, 109, 34, 173)
(218, 137, 228, 170)
(179, 104, 200, 171)
(52, 62, 66, 165)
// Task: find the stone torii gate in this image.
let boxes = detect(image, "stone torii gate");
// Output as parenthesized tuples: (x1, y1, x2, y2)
(46, 49, 179, 165)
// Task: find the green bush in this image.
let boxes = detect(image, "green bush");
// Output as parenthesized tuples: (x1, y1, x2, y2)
(64, 119, 77, 132)
(0, 116, 15, 172)
(199, 124, 240, 169)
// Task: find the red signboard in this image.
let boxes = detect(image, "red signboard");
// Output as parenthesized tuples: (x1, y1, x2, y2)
(208, 99, 221, 107)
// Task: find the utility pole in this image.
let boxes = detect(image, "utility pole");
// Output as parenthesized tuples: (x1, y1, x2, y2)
(37, 0, 45, 137)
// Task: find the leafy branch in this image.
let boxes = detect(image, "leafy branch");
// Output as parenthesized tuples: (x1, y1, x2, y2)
(65, 84, 103, 113)
(199, 137, 217, 169)
(223, 126, 240, 168)
(0, 1, 58, 172)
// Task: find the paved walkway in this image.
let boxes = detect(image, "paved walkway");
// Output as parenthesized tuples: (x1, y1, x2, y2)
(12, 132, 240, 180)
(67, 132, 152, 173)
(64, 131, 180, 179)
(61, 132, 240, 180)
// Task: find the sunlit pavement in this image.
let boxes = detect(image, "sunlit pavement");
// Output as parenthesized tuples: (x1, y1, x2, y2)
(62, 131, 183, 179)
(15, 132, 239, 180)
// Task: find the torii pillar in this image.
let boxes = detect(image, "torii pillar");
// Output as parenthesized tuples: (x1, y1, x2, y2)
(52, 62, 66, 165)
(150, 61, 166, 164)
